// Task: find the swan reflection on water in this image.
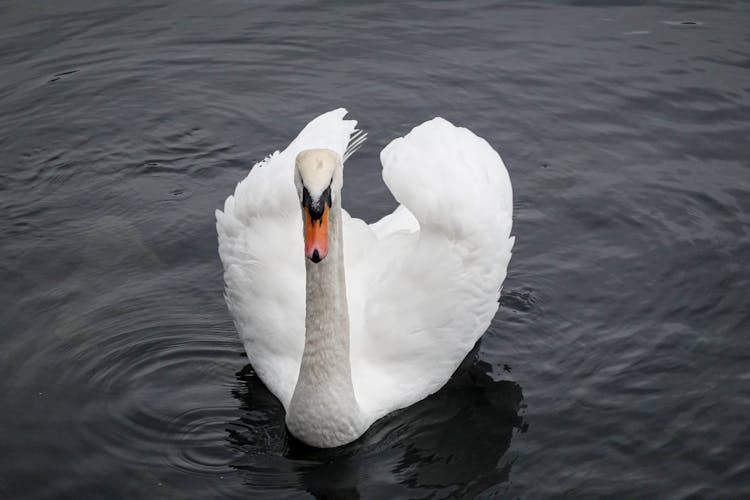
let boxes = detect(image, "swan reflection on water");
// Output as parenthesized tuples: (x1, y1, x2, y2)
(225, 344, 526, 498)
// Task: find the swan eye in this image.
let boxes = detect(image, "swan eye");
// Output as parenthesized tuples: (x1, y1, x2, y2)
(302, 185, 312, 208)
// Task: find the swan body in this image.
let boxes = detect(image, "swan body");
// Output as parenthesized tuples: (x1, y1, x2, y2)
(216, 109, 514, 447)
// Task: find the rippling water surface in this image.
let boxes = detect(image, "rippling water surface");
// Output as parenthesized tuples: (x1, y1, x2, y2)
(1, 1, 749, 498)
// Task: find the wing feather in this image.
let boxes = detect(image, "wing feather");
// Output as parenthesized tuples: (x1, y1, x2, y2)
(350, 118, 514, 419)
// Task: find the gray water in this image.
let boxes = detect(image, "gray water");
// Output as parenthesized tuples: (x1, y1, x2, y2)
(1, 1, 749, 498)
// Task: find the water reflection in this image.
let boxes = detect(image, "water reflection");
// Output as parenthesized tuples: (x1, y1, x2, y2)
(226, 349, 526, 498)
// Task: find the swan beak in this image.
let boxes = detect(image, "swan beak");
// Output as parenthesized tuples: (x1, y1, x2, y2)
(304, 204, 329, 263)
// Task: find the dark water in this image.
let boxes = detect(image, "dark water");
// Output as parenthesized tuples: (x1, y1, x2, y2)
(1, 0, 749, 498)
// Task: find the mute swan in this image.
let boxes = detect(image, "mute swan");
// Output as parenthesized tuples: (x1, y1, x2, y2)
(216, 109, 514, 448)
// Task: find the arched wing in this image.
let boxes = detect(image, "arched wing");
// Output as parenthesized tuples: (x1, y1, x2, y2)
(350, 118, 514, 419)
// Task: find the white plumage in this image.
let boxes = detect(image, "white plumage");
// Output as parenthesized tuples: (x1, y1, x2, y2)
(216, 109, 513, 447)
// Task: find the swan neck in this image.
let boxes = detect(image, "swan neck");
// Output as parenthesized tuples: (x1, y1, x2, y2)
(287, 192, 365, 447)
(303, 196, 349, 357)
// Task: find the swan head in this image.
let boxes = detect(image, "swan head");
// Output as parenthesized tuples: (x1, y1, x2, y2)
(295, 149, 342, 263)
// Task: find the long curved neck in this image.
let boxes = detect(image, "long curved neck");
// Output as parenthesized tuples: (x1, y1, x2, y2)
(287, 192, 365, 447)
(301, 195, 350, 381)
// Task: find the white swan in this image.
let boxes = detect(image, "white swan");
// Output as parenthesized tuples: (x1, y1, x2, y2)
(216, 109, 514, 448)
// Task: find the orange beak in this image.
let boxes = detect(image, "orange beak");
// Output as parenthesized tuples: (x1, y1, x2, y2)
(304, 204, 329, 263)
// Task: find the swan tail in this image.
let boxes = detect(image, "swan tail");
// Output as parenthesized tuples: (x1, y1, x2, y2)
(345, 129, 368, 162)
